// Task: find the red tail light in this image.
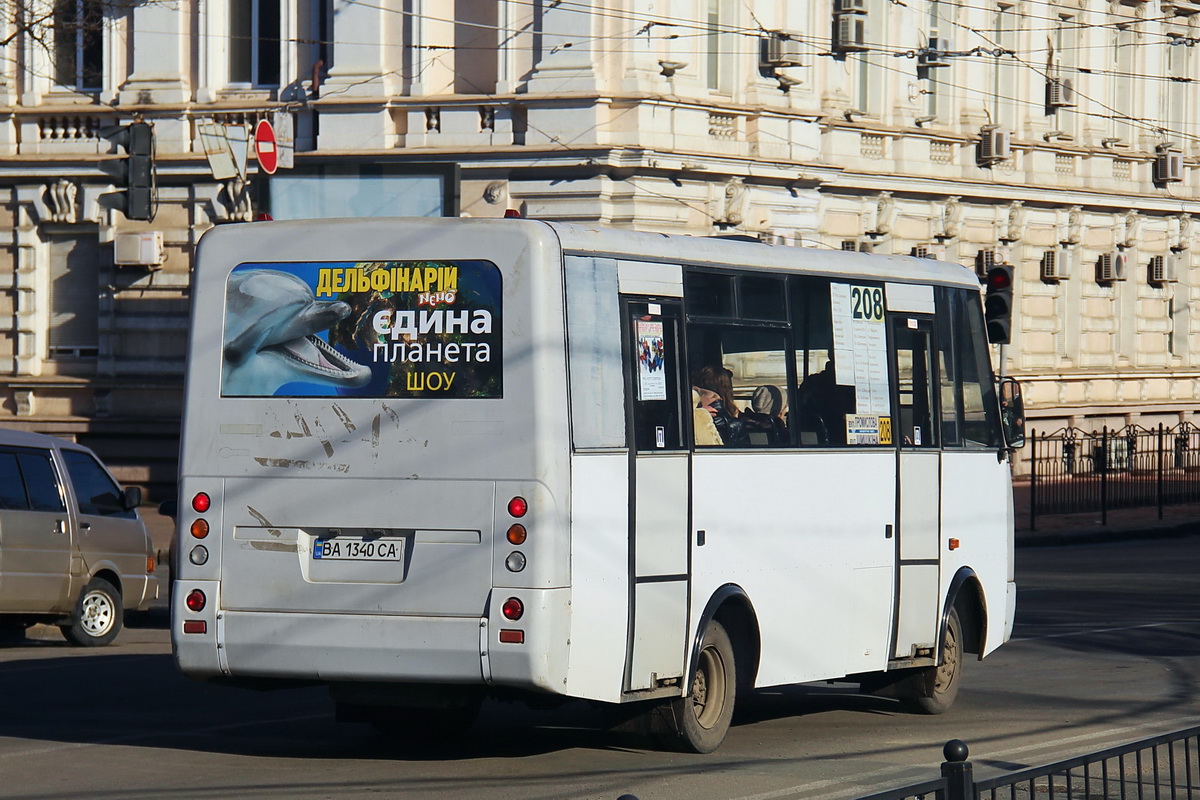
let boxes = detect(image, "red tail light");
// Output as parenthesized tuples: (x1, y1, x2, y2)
(185, 589, 207, 612)
(183, 621, 207, 634)
(192, 493, 211, 513)
(507, 496, 527, 518)
(502, 597, 524, 620)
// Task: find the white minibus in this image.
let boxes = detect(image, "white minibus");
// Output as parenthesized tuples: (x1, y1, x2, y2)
(172, 218, 1024, 752)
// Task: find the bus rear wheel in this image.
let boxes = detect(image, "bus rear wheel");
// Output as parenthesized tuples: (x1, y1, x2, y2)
(897, 607, 963, 715)
(657, 620, 736, 753)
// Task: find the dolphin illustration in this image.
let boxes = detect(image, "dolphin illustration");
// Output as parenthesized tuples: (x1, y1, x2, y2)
(222, 269, 372, 396)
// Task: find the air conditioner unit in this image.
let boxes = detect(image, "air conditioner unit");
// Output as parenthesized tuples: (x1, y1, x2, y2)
(113, 231, 164, 268)
(835, 0, 869, 14)
(1155, 145, 1184, 183)
(1148, 254, 1180, 284)
(1046, 77, 1076, 108)
(1096, 251, 1128, 283)
(911, 243, 943, 259)
(919, 37, 952, 68)
(834, 15, 868, 52)
(975, 249, 997, 277)
(1041, 250, 1066, 282)
(763, 32, 806, 67)
(977, 126, 1011, 165)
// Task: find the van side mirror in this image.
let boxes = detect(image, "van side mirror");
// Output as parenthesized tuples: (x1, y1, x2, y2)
(122, 486, 143, 511)
(158, 498, 178, 519)
(999, 377, 1026, 449)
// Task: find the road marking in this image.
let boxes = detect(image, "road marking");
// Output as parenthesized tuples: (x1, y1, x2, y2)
(727, 715, 1200, 800)
(1012, 621, 1190, 642)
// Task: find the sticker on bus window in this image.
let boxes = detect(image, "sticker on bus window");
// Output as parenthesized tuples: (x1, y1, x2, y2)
(635, 320, 667, 401)
(846, 414, 887, 446)
(221, 260, 503, 398)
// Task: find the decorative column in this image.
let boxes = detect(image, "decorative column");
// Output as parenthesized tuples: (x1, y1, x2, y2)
(118, 0, 189, 104)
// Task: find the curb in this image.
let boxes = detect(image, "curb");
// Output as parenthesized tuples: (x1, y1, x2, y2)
(1016, 520, 1200, 548)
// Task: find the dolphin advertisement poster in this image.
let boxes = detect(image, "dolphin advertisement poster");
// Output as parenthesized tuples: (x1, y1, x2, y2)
(221, 260, 503, 398)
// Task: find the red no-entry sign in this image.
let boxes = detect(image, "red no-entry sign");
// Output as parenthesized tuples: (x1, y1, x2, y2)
(254, 119, 278, 175)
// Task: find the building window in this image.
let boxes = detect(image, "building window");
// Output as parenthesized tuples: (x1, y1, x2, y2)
(54, 0, 103, 91)
(230, 0, 280, 87)
(48, 235, 100, 360)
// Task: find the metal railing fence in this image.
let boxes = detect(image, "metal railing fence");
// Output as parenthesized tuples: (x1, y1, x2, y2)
(855, 727, 1200, 800)
(1029, 423, 1200, 529)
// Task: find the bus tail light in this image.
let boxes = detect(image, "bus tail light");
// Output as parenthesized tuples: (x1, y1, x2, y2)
(507, 496, 527, 518)
(502, 597, 524, 620)
(190, 519, 210, 539)
(506, 523, 527, 545)
(183, 621, 207, 634)
(499, 629, 524, 644)
(192, 492, 211, 513)
(185, 589, 207, 612)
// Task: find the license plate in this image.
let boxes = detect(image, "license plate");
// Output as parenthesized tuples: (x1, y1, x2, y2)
(312, 537, 404, 562)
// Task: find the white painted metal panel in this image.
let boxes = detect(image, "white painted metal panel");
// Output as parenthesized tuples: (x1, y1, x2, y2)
(940, 450, 1014, 655)
(634, 455, 689, 577)
(565, 453, 630, 702)
(690, 451, 896, 686)
(630, 581, 688, 690)
(617, 260, 683, 297)
(895, 563, 940, 655)
(899, 452, 940, 561)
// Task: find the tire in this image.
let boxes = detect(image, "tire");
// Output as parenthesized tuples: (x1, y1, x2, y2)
(657, 620, 737, 753)
(897, 606, 963, 715)
(60, 578, 123, 647)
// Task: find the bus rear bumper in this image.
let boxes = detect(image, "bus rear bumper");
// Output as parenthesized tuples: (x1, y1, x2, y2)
(217, 610, 486, 683)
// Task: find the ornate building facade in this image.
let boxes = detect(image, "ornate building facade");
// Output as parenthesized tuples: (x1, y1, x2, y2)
(1, 0, 1197, 489)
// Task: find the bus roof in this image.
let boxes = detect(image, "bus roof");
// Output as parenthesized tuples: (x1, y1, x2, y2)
(194, 217, 981, 291)
(542, 220, 982, 290)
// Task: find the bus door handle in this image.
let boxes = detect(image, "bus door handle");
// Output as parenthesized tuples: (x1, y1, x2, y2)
(697, 529, 706, 547)
(885, 524, 893, 539)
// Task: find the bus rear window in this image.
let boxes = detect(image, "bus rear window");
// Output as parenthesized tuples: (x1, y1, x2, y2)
(220, 260, 503, 399)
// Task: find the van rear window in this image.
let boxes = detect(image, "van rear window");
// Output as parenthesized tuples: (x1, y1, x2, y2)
(221, 260, 503, 399)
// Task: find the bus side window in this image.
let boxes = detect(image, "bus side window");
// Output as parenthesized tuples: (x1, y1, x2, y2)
(955, 289, 1001, 447)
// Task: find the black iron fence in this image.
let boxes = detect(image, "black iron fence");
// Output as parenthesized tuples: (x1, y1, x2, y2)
(1029, 423, 1200, 529)
(857, 727, 1200, 800)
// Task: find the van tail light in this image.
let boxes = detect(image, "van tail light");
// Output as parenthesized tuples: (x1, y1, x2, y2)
(499, 629, 524, 644)
(507, 496, 527, 518)
(502, 597, 524, 620)
(147, 556, 156, 573)
(192, 492, 211, 513)
(183, 621, 207, 634)
(185, 589, 206, 612)
(190, 519, 210, 539)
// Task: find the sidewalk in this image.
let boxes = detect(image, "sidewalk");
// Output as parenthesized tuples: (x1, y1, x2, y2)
(1013, 480, 1200, 547)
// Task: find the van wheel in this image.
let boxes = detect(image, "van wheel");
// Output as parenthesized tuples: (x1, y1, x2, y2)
(656, 620, 736, 753)
(897, 607, 963, 715)
(60, 578, 123, 647)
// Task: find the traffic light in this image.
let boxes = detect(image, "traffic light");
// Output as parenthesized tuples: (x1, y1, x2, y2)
(984, 263, 1014, 344)
(98, 121, 155, 221)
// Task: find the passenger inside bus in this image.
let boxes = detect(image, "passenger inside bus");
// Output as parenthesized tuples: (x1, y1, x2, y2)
(692, 388, 724, 446)
(741, 384, 789, 445)
(692, 365, 749, 447)
(794, 358, 855, 445)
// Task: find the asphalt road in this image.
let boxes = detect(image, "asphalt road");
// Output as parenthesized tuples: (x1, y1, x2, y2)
(3, 536, 1200, 800)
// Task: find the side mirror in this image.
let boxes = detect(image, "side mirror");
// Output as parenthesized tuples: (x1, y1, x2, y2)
(122, 486, 143, 511)
(999, 377, 1026, 449)
(158, 499, 178, 519)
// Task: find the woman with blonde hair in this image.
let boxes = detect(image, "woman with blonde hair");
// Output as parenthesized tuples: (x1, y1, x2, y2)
(693, 365, 749, 446)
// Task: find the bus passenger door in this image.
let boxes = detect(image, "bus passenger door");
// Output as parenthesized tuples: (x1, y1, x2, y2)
(622, 298, 690, 692)
(889, 313, 942, 659)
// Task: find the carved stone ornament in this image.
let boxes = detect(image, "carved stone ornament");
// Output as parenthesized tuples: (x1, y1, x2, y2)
(868, 191, 894, 236)
(45, 180, 78, 224)
(219, 177, 254, 222)
(1121, 209, 1141, 249)
(721, 177, 749, 227)
(1173, 214, 1193, 251)
(1063, 205, 1083, 246)
(937, 196, 961, 240)
(1001, 200, 1025, 243)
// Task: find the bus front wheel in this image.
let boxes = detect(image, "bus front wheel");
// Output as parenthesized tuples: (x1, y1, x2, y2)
(657, 619, 736, 753)
(897, 606, 963, 715)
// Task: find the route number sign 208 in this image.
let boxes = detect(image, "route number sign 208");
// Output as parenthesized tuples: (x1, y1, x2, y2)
(850, 287, 885, 322)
